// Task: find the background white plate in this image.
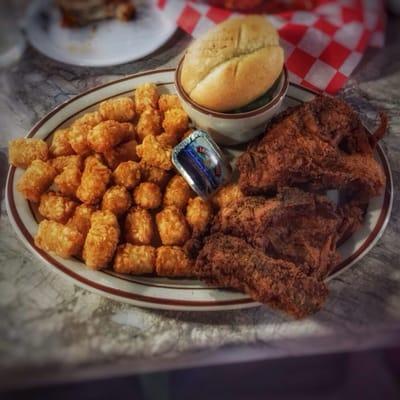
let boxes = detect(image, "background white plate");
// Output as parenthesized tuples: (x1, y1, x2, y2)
(24, 0, 176, 67)
(6, 69, 393, 311)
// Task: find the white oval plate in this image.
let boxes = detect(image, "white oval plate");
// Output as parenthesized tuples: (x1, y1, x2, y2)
(24, 0, 176, 67)
(6, 69, 393, 311)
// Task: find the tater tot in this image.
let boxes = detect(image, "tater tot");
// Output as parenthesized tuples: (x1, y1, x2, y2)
(68, 123, 92, 155)
(124, 207, 154, 245)
(136, 108, 162, 141)
(134, 83, 159, 114)
(50, 128, 74, 157)
(99, 97, 135, 122)
(162, 108, 189, 138)
(17, 160, 57, 202)
(156, 132, 179, 148)
(186, 197, 213, 235)
(54, 165, 82, 197)
(87, 120, 135, 153)
(156, 206, 190, 245)
(103, 139, 138, 170)
(9, 138, 49, 169)
(163, 175, 193, 210)
(101, 185, 132, 216)
(67, 204, 96, 239)
(50, 155, 82, 174)
(113, 160, 141, 189)
(72, 111, 103, 128)
(113, 244, 155, 274)
(38, 192, 78, 223)
(35, 220, 83, 258)
(136, 135, 172, 170)
(211, 183, 244, 209)
(133, 182, 162, 209)
(155, 246, 194, 277)
(158, 94, 182, 114)
(140, 161, 170, 187)
(83, 210, 120, 269)
(76, 156, 111, 204)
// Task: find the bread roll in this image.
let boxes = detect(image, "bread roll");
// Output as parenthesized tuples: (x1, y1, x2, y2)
(180, 16, 284, 112)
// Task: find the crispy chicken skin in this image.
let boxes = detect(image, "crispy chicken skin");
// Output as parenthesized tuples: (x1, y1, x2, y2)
(194, 233, 328, 318)
(212, 188, 341, 279)
(237, 96, 386, 198)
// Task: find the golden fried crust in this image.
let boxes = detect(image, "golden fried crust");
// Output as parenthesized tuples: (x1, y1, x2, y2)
(54, 165, 82, 197)
(72, 111, 103, 128)
(156, 132, 179, 148)
(186, 197, 213, 235)
(88, 121, 135, 153)
(124, 207, 154, 245)
(136, 108, 162, 141)
(134, 83, 159, 114)
(9, 138, 49, 169)
(156, 206, 190, 245)
(158, 94, 183, 114)
(35, 220, 83, 258)
(17, 160, 57, 202)
(163, 175, 193, 210)
(67, 204, 96, 239)
(140, 161, 170, 187)
(133, 182, 162, 209)
(76, 156, 111, 204)
(182, 129, 194, 140)
(50, 155, 82, 173)
(113, 244, 156, 274)
(136, 135, 172, 170)
(212, 183, 244, 209)
(162, 108, 189, 138)
(113, 160, 141, 189)
(38, 192, 78, 223)
(101, 185, 132, 216)
(50, 128, 75, 157)
(69, 123, 92, 156)
(83, 210, 120, 270)
(99, 97, 135, 122)
(155, 246, 194, 277)
(103, 140, 138, 170)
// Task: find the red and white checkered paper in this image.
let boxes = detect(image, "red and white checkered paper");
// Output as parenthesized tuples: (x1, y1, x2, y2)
(157, 0, 385, 94)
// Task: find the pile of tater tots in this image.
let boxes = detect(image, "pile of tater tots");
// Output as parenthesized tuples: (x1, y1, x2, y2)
(8, 83, 222, 277)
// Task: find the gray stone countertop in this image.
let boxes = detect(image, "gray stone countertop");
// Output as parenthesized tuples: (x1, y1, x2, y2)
(0, 12, 399, 390)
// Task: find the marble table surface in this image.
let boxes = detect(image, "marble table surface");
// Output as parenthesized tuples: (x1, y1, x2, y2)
(0, 14, 399, 390)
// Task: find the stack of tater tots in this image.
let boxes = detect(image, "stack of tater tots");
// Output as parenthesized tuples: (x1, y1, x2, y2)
(8, 83, 219, 277)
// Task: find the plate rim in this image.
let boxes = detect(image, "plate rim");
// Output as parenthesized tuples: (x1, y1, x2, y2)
(24, 0, 177, 67)
(5, 67, 394, 311)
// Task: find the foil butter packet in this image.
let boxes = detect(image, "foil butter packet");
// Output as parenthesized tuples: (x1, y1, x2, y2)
(172, 130, 232, 198)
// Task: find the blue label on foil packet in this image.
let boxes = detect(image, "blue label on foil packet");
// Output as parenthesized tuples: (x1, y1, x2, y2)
(172, 130, 232, 198)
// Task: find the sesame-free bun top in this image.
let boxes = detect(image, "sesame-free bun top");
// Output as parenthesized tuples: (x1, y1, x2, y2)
(180, 15, 284, 112)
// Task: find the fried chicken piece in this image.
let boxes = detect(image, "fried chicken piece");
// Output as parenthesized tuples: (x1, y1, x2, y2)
(194, 233, 328, 318)
(17, 160, 57, 202)
(35, 220, 83, 258)
(113, 160, 141, 189)
(163, 175, 193, 210)
(50, 128, 74, 157)
(124, 207, 154, 245)
(114, 244, 156, 275)
(156, 246, 194, 277)
(88, 121, 135, 153)
(238, 96, 386, 198)
(136, 108, 162, 141)
(99, 97, 135, 122)
(212, 188, 340, 279)
(156, 206, 191, 246)
(103, 139, 138, 170)
(133, 182, 162, 209)
(101, 185, 132, 216)
(38, 192, 78, 224)
(83, 210, 120, 269)
(76, 156, 111, 204)
(134, 83, 159, 114)
(9, 138, 49, 168)
(136, 135, 172, 170)
(67, 204, 96, 240)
